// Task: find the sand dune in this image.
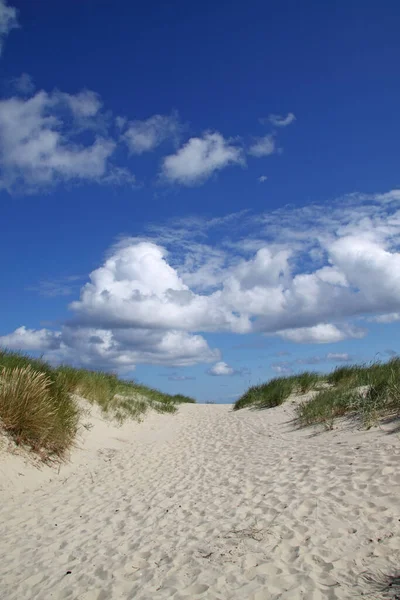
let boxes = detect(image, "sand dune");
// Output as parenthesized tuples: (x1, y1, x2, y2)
(1, 399, 400, 599)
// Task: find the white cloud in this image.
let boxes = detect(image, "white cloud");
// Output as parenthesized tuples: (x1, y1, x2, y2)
(326, 353, 352, 362)
(370, 312, 400, 323)
(265, 113, 296, 127)
(167, 374, 196, 381)
(208, 361, 235, 376)
(277, 324, 365, 344)
(248, 134, 276, 157)
(3, 190, 400, 369)
(271, 363, 294, 375)
(0, 326, 61, 351)
(0, 90, 129, 192)
(0, 325, 219, 370)
(0, 0, 18, 56)
(122, 112, 181, 154)
(61, 90, 102, 118)
(258, 175, 268, 183)
(161, 132, 245, 185)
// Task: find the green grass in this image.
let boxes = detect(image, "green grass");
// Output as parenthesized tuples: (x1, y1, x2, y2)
(298, 358, 400, 429)
(234, 358, 400, 430)
(233, 371, 322, 411)
(0, 348, 196, 457)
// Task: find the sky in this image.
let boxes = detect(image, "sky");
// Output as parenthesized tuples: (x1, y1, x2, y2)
(1, 0, 400, 403)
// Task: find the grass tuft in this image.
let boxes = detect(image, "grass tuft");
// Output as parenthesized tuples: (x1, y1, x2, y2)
(0, 364, 79, 456)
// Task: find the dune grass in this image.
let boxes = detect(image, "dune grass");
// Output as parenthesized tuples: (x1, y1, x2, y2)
(233, 371, 323, 411)
(0, 349, 196, 457)
(298, 358, 400, 429)
(235, 358, 400, 429)
(0, 364, 79, 457)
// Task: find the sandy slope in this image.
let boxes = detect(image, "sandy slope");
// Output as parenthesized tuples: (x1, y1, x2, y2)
(1, 399, 400, 600)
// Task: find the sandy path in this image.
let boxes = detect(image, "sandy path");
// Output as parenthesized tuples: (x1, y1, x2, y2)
(1, 403, 400, 600)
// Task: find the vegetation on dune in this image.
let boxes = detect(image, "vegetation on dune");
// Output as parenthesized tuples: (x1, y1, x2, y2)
(234, 357, 400, 430)
(0, 349, 196, 457)
(298, 358, 400, 429)
(0, 364, 79, 457)
(233, 371, 323, 411)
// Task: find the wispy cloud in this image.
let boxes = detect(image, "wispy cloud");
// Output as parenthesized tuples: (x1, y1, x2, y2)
(9, 73, 35, 95)
(369, 312, 400, 323)
(26, 276, 83, 298)
(271, 362, 293, 375)
(258, 175, 268, 183)
(262, 112, 296, 127)
(121, 111, 183, 154)
(0, 0, 18, 57)
(273, 352, 353, 373)
(168, 374, 196, 381)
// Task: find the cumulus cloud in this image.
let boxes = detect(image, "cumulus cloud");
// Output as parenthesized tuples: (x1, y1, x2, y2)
(248, 134, 276, 157)
(3, 190, 400, 369)
(0, 325, 219, 370)
(207, 361, 235, 376)
(122, 111, 182, 154)
(258, 175, 268, 183)
(0, 0, 18, 56)
(0, 326, 61, 351)
(0, 90, 123, 192)
(265, 112, 296, 127)
(161, 132, 245, 185)
(65, 190, 400, 345)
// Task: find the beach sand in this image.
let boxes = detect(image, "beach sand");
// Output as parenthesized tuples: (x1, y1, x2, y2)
(1, 399, 400, 599)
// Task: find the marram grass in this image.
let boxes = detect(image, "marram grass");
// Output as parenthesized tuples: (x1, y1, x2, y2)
(0, 349, 195, 457)
(235, 358, 400, 430)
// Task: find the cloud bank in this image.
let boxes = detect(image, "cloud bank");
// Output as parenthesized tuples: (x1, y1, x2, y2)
(2, 190, 400, 370)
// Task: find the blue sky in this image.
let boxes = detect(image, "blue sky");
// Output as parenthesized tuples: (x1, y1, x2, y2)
(1, 0, 400, 403)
